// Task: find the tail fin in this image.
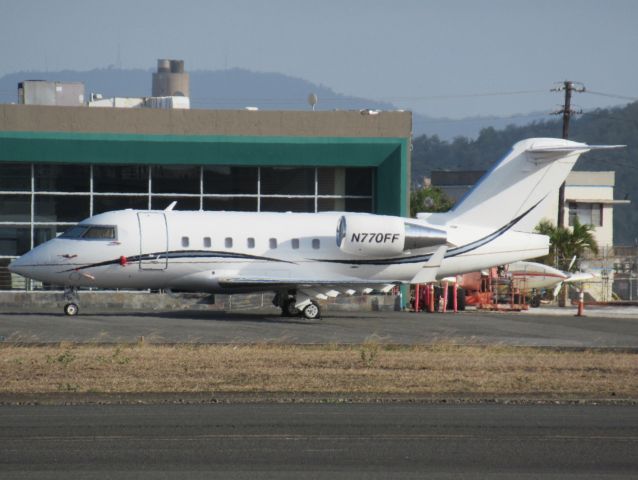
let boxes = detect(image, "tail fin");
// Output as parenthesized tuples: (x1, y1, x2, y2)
(422, 138, 623, 229)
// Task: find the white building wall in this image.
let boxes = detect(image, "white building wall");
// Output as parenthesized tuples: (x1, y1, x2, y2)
(504, 172, 616, 247)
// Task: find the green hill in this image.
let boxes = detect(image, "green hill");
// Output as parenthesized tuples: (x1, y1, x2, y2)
(411, 102, 638, 245)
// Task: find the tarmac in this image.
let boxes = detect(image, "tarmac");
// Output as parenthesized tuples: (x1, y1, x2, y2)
(2, 403, 637, 479)
(1, 303, 637, 347)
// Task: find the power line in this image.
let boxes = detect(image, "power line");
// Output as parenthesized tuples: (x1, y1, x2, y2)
(412, 112, 550, 126)
(374, 90, 548, 102)
(584, 90, 638, 101)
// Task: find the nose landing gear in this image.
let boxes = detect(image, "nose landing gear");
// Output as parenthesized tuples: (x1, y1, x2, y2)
(63, 302, 79, 316)
(63, 287, 80, 316)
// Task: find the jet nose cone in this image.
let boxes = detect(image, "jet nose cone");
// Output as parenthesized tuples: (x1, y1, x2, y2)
(8, 256, 27, 276)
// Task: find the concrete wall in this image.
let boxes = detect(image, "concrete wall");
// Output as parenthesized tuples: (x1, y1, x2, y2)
(0, 104, 411, 139)
(0, 291, 400, 313)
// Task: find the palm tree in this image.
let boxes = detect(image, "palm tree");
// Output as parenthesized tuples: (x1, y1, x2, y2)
(535, 217, 599, 306)
(535, 218, 599, 271)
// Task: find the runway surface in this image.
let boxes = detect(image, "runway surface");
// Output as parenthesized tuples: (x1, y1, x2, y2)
(1, 307, 637, 347)
(1, 403, 636, 479)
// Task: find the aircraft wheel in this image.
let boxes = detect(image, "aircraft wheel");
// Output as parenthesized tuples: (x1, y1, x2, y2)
(302, 302, 321, 320)
(530, 295, 541, 308)
(64, 303, 79, 316)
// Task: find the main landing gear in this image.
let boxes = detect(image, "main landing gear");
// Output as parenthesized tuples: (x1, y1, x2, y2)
(63, 287, 80, 316)
(273, 291, 322, 320)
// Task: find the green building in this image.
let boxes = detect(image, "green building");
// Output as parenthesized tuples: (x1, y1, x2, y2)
(0, 104, 412, 289)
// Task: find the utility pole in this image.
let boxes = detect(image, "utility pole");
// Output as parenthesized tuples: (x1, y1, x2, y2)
(552, 81, 584, 307)
(553, 81, 585, 227)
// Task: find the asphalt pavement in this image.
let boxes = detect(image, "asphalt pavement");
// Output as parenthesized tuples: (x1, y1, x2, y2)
(1, 306, 637, 347)
(1, 403, 636, 479)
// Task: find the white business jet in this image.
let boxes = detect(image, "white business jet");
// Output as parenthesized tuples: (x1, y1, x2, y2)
(9, 138, 620, 319)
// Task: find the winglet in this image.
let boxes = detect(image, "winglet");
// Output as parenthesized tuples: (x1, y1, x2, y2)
(410, 246, 447, 284)
(165, 201, 177, 212)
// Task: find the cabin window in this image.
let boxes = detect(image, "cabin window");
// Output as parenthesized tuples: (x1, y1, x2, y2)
(225, 237, 233, 248)
(247, 237, 255, 249)
(312, 238, 320, 249)
(269, 238, 277, 249)
(292, 238, 300, 249)
(181, 236, 189, 247)
(203, 237, 211, 248)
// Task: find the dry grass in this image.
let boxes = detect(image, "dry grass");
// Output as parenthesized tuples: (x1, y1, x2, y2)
(1, 343, 636, 398)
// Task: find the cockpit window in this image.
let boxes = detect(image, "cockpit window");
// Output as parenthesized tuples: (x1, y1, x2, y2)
(83, 226, 117, 240)
(60, 225, 117, 240)
(60, 225, 89, 238)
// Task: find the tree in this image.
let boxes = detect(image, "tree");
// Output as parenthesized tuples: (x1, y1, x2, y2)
(410, 186, 453, 218)
(534, 218, 599, 271)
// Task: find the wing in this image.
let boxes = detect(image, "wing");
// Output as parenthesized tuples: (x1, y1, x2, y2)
(218, 245, 448, 297)
(218, 275, 399, 298)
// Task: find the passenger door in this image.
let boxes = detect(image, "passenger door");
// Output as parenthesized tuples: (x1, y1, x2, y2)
(137, 212, 168, 270)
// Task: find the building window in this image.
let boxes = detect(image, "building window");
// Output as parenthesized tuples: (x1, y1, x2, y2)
(93, 165, 149, 193)
(312, 239, 320, 249)
(0, 163, 31, 192)
(291, 238, 300, 249)
(34, 164, 90, 192)
(260, 167, 314, 195)
(569, 202, 603, 227)
(34, 195, 90, 223)
(0, 226, 31, 256)
(203, 237, 211, 248)
(152, 165, 200, 194)
(225, 237, 233, 248)
(181, 236, 189, 247)
(269, 238, 277, 249)
(0, 195, 31, 222)
(247, 237, 255, 249)
(203, 197, 257, 211)
(203, 166, 258, 194)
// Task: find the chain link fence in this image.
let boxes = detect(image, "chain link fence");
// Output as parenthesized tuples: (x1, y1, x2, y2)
(607, 246, 638, 301)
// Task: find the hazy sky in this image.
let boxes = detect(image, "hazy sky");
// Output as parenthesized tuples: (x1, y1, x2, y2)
(1, 0, 636, 118)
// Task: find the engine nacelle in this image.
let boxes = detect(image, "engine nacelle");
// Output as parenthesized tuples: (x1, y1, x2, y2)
(336, 215, 447, 257)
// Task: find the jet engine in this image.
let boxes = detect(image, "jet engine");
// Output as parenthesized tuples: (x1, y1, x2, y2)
(336, 215, 447, 257)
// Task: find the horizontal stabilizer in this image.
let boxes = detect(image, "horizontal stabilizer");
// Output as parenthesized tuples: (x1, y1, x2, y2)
(527, 145, 625, 153)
